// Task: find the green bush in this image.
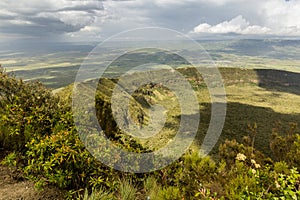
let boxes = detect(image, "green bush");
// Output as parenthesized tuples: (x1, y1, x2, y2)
(0, 67, 61, 151)
(76, 188, 115, 200)
(158, 186, 182, 200)
(270, 123, 300, 169)
(273, 168, 300, 199)
(24, 128, 116, 190)
(224, 161, 262, 199)
(116, 178, 138, 200)
(174, 152, 217, 198)
(143, 176, 161, 200)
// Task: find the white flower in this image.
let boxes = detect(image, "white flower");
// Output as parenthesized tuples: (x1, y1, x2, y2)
(236, 153, 247, 161)
(255, 163, 261, 169)
(251, 159, 256, 164)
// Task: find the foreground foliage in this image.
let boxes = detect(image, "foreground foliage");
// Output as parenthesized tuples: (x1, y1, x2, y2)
(1, 67, 300, 199)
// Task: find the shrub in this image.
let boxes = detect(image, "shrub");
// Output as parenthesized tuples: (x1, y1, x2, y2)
(219, 139, 265, 169)
(116, 178, 138, 200)
(274, 168, 300, 199)
(224, 161, 261, 199)
(24, 128, 117, 190)
(0, 67, 61, 151)
(76, 188, 115, 200)
(143, 176, 161, 200)
(270, 123, 300, 169)
(173, 152, 217, 198)
(158, 186, 182, 200)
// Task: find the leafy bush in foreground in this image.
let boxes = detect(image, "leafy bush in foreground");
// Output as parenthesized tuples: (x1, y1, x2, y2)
(0, 68, 61, 151)
(270, 122, 300, 169)
(24, 128, 108, 189)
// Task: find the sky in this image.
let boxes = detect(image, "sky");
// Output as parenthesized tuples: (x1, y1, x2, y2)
(0, 0, 300, 43)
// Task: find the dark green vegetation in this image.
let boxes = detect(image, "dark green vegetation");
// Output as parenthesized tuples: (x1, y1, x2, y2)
(1, 66, 300, 199)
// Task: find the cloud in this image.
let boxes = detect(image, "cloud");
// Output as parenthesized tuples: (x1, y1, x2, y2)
(262, 0, 300, 36)
(153, 0, 248, 7)
(191, 0, 300, 36)
(0, 0, 104, 38)
(192, 15, 271, 35)
(0, 0, 300, 41)
(1, 0, 264, 40)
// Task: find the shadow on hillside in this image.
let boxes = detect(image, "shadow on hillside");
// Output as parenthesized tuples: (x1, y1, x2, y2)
(255, 69, 300, 96)
(195, 102, 300, 157)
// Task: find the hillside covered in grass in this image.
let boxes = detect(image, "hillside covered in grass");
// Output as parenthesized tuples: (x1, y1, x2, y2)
(58, 67, 300, 157)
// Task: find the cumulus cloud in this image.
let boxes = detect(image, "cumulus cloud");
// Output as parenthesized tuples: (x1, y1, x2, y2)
(192, 15, 271, 35)
(191, 0, 300, 36)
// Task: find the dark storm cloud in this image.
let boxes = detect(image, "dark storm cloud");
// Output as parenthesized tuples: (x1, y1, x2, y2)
(0, 22, 78, 36)
(0, 0, 105, 38)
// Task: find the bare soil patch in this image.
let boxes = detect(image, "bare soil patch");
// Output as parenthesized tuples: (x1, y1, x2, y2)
(0, 160, 65, 200)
